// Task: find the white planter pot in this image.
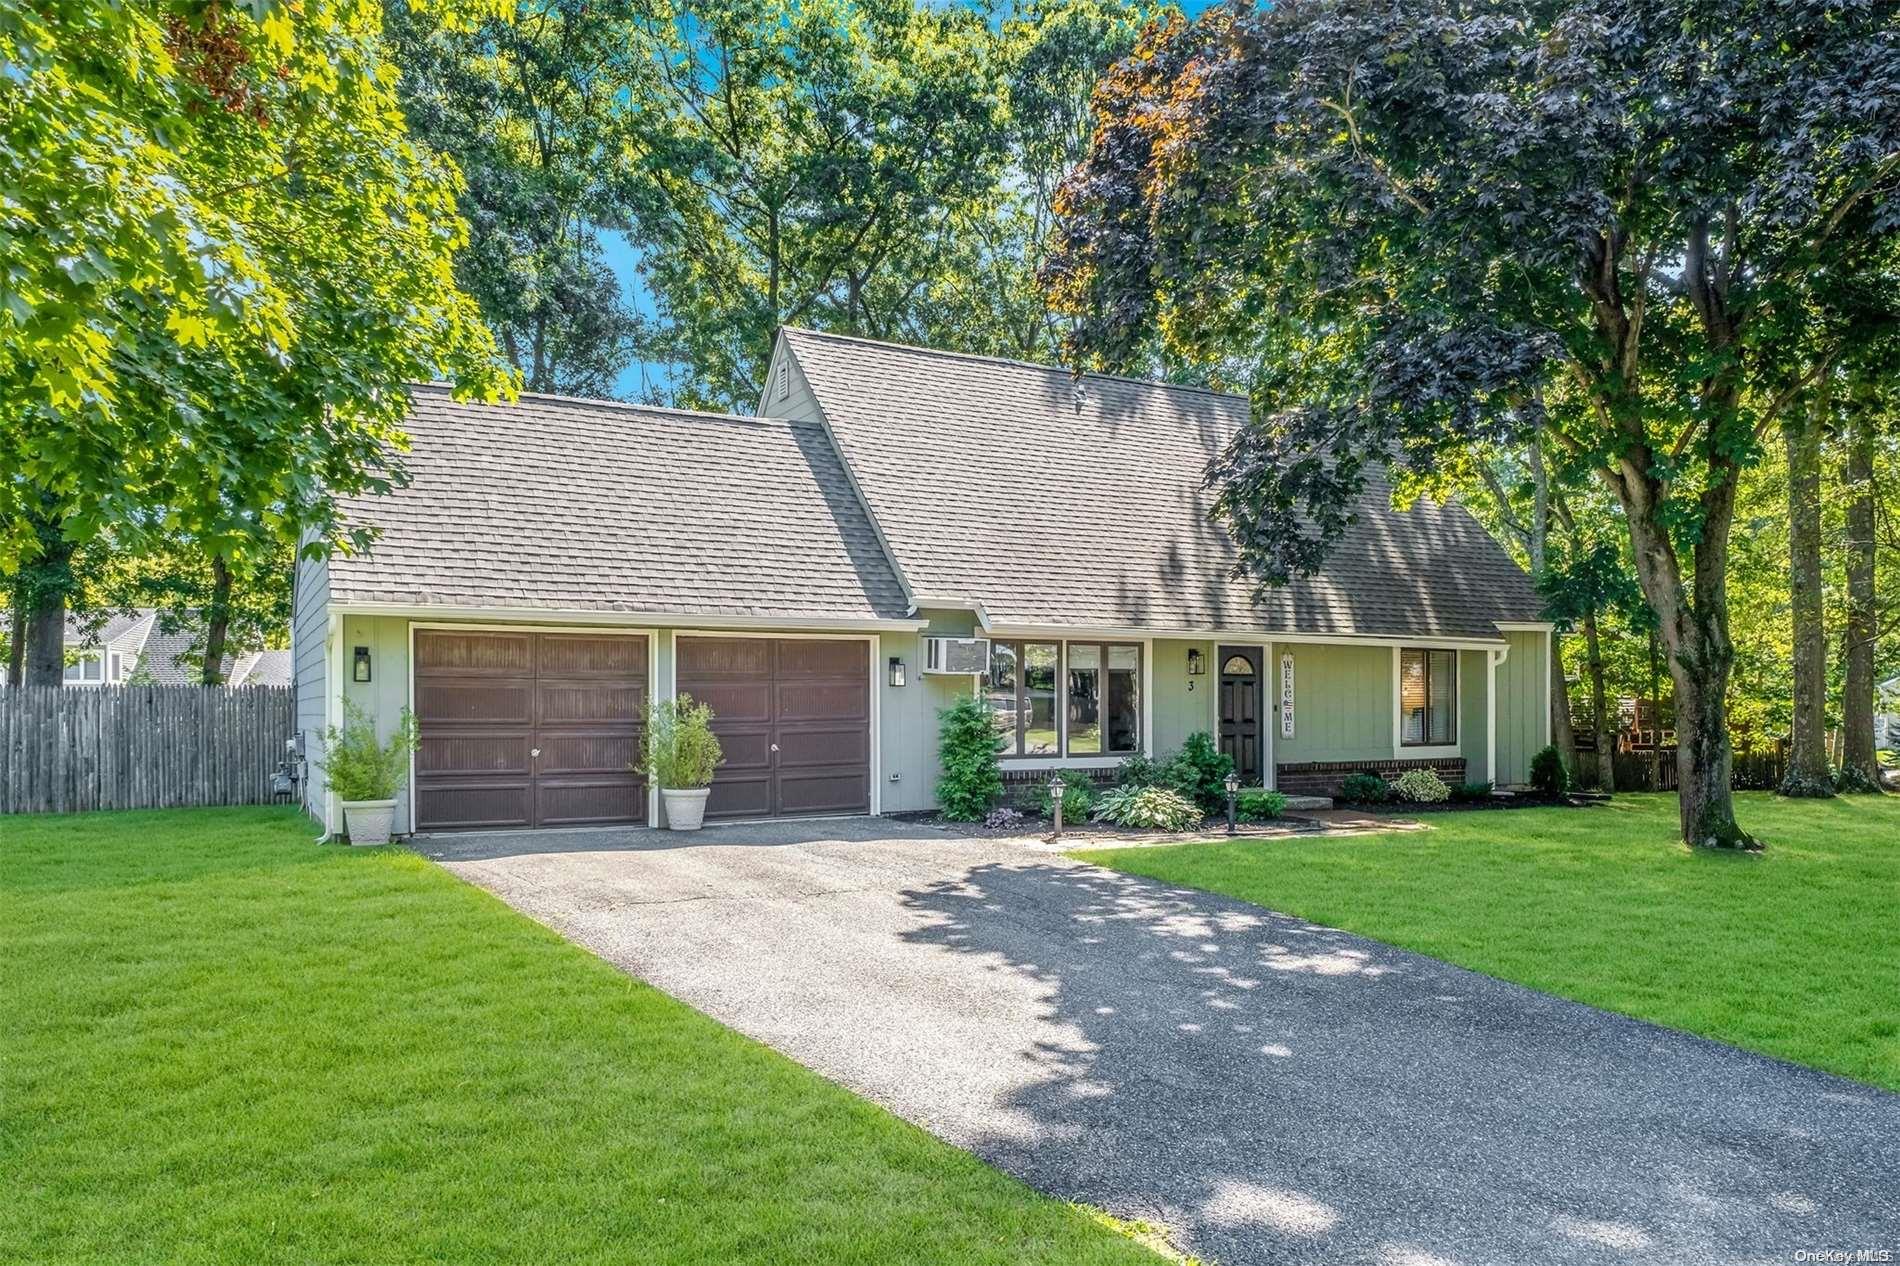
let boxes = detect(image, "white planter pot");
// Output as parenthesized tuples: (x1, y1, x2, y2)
(341, 798, 398, 846)
(661, 788, 711, 831)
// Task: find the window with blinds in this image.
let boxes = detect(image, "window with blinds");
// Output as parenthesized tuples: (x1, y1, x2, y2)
(1400, 649, 1457, 746)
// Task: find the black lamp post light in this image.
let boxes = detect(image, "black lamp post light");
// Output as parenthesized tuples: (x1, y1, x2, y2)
(1224, 770, 1241, 835)
(1049, 771, 1066, 837)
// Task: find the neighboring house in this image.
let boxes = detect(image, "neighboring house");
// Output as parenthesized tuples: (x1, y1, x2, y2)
(49, 609, 290, 687)
(293, 328, 1552, 836)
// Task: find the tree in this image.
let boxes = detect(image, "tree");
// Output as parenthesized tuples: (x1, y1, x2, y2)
(1781, 387, 1833, 795)
(386, 0, 649, 397)
(620, 0, 1013, 409)
(1, 0, 513, 682)
(1840, 377, 1883, 789)
(1048, 0, 1900, 847)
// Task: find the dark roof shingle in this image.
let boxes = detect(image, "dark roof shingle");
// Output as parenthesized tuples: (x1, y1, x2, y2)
(330, 387, 911, 623)
(782, 328, 1544, 641)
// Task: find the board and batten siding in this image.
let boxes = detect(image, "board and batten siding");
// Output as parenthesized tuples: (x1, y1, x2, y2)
(337, 614, 415, 831)
(291, 546, 330, 822)
(1151, 638, 1215, 756)
(1494, 628, 1551, 786)
(1272, 643, 1394, 763)
(1458, 647, 1491, 784)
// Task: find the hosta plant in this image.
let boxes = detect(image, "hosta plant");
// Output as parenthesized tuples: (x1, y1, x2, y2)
(1393, 768, 1450, 804)
(1093, 785, 1203, 832)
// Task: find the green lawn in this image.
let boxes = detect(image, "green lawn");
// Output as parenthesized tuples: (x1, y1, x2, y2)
(1075, 792, 1900, 1092)
(1, 807, 1163, 1265)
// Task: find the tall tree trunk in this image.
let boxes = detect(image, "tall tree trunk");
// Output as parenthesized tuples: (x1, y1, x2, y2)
(1781, 390, 1834, 795)
(21, 511, 75, 687)
(1549, 634, 1578, 779)
(1528, 432, 1579, 777)
(1583, 607, 1615, 791)
(200, 555, 234, 687)
(1619, 455, 1754, 848)
(1841, 387, 1879, 788)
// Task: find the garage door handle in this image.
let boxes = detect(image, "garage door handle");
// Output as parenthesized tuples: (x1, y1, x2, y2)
(770, 743, 780, 752)
(531, 748, 541, 758)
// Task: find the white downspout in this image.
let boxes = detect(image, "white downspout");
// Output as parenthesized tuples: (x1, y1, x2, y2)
(1488, 644, 1509, 786)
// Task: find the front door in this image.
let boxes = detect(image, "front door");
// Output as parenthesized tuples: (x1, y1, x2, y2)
(1218, 646, 1262, 786)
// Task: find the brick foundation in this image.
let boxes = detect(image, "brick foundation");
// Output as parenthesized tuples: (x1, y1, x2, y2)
(1274, 757, 1467, 798)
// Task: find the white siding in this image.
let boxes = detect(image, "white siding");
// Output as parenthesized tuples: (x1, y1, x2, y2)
(291, 547, 331, 822)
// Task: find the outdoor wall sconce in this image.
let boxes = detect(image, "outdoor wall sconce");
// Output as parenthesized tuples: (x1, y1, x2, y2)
(352, 645, 372, 684)
(1186, 646, 1205, 686)
(888, 656, 906, 688)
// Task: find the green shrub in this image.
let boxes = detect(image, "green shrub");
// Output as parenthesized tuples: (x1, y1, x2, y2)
(1036, 771, 1098, 820)
(1393, 768, 1450, 803)
(1092, 785, 1203, 831)
(1162, 732, 1235, 811)
(1116, 753, 1162, 787)
(1339, 771, 1389, 804)
(637, 695, 723, 789)
(1529, 744, 1569, 797)
(1835, 762, 1883, 794)
(1451, 780, 1495, 803)
(319, 701, 419, 801)
(1236, 789, 1287, 821)
(935, 695, 1005, 820)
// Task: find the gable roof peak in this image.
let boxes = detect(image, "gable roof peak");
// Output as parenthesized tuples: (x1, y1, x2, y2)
(777, 326, 1247, 406)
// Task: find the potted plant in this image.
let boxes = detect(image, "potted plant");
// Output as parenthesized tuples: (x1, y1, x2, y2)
(636, 695, 723, 830)
(318, 701, 420, 845)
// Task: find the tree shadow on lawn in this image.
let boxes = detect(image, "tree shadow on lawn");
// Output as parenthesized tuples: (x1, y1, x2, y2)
(896, 861, 1900, 1266)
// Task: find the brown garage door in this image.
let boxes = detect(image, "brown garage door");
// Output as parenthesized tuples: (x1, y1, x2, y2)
(413, 630, 647, 832)
(676, 637, 870, 820)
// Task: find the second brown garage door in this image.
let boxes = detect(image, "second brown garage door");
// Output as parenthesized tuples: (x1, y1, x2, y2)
(676, 636, 870, 820)
(413, 629, 647, 832)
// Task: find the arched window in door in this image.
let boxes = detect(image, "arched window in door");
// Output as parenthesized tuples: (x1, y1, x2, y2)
(1222, 654, 1255, 676)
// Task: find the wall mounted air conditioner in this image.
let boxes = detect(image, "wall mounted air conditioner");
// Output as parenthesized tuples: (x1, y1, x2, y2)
(924, 636, 991, 675)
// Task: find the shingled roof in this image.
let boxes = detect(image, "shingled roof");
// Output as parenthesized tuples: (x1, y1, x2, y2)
(330, 386, 911, 623)
(780, 328, 1545, 642)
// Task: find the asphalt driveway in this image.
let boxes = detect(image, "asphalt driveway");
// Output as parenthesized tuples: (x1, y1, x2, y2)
(423, 819, 1900, 1266)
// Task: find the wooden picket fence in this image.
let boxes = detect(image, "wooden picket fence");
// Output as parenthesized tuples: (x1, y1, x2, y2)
(0, 685, 295, 815)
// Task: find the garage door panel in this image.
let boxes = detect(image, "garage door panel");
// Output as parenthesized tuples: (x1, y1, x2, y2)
(538, 634, 646, 677)
(536, 777, 645, 826)
(706, 774, 773, 819)
(777, 680, 868, 722)
(778, 770, 870, 816)
(774, 725, 869, 768)
(677, 637, 771, 676)
(685, 680, 771, 723)
(419, 732, 530, 775)
(713, 730, 773, 772)
(416, 631, 533, 675)
(537, 681, 645, 725)
(416, 681, 533, 726)
(777, 640, 867, 676)
(536, 733, 638, 775)
(415, 782, 533, 831)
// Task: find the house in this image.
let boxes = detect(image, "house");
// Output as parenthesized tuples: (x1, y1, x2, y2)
(48, 609, 291, 687)
(293, 328, 1552, 835)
